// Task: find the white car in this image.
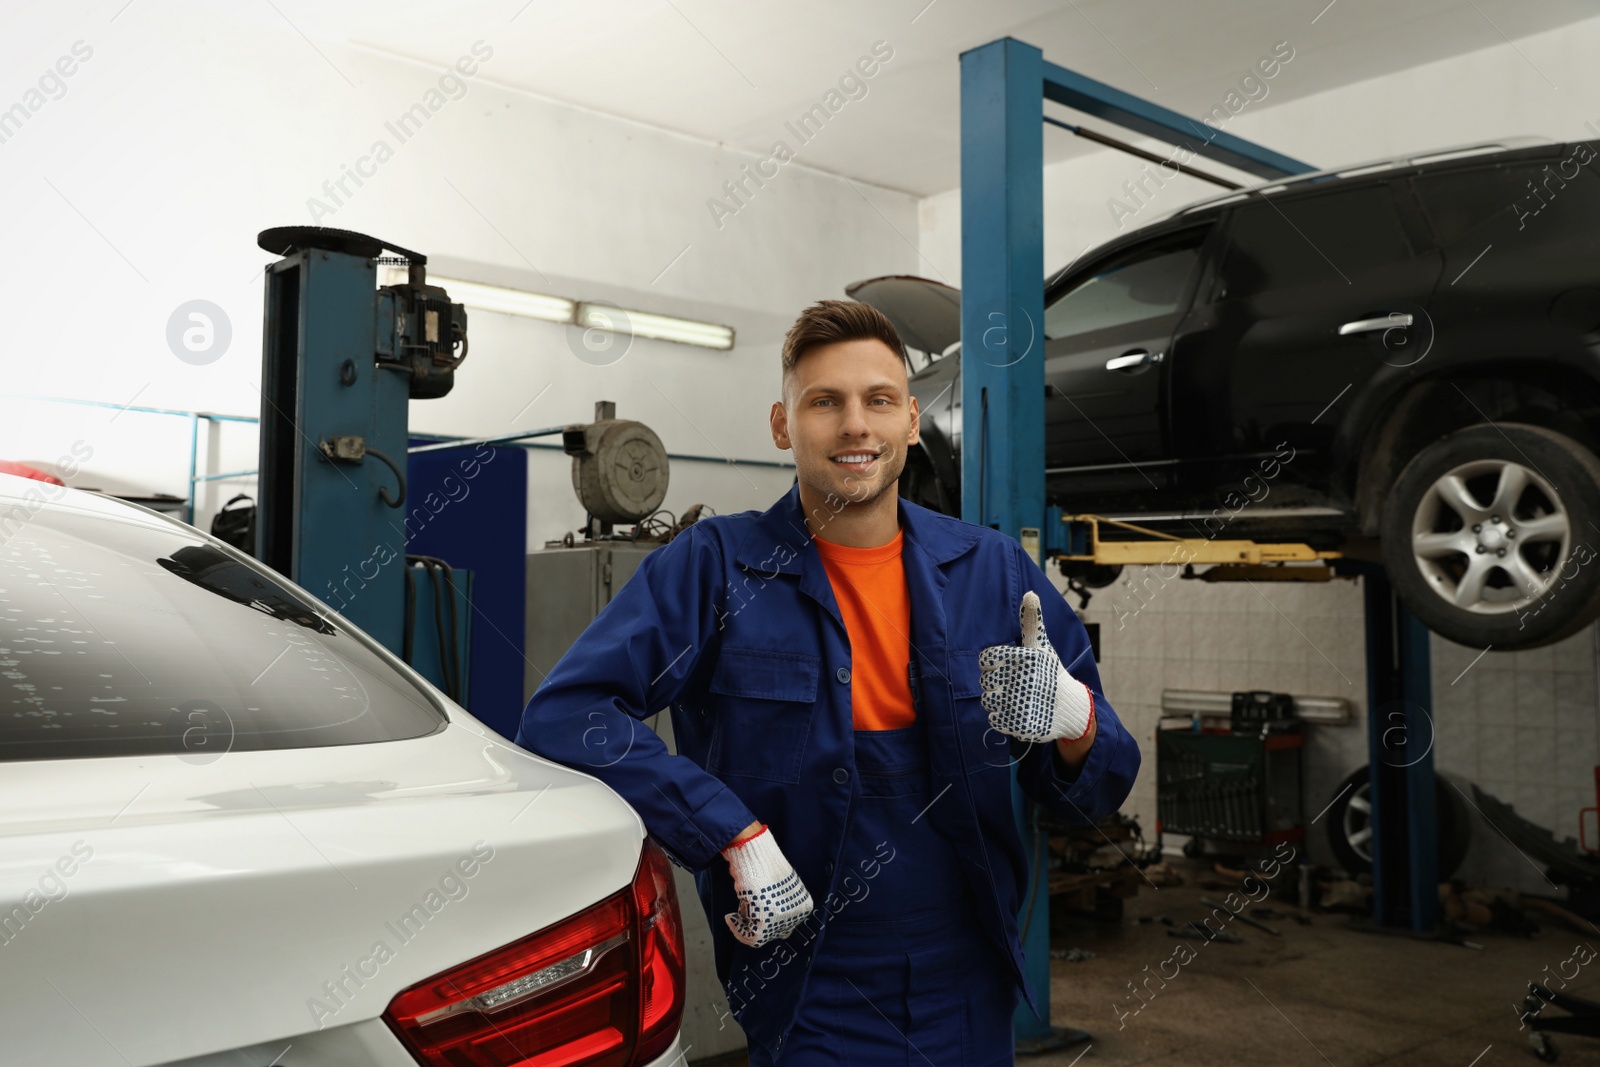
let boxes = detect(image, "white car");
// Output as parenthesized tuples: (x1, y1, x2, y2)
(0, 475, 686, 1067)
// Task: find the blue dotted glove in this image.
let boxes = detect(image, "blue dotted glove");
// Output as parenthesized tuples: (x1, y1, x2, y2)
(978, 590, 1094, 743)
(722, 825, 814, 948)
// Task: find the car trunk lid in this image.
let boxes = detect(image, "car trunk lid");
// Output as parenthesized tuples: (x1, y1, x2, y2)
(846, 274, 962, 357)
(0, 719, 643, 1066)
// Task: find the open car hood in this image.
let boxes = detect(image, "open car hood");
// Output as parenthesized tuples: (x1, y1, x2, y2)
(845, 275, 962, 357)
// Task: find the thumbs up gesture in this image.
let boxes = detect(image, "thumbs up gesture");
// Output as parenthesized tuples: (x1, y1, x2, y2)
(977, 590, 1095, 743)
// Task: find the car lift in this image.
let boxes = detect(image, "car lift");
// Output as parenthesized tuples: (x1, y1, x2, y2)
(960, 37, 1438, 1052)
(254, 226, 474, 696)
(1045, 512, 1439, 925)
(1052, 513, 1342, 568)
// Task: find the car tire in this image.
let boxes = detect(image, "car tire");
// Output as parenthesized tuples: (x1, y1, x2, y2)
(1057, 562, 1124, 589)
(1324, 765, 1471, 879)
(1379, 422, 1600, 651)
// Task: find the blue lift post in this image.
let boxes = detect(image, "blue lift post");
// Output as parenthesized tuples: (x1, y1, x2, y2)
(256, 229, 472, 703)
(258, 240, 411, 653)
(959, 43, 1052, 1047)
(1349, 561, 1440, 931)
(956, 36, 1366, 1050)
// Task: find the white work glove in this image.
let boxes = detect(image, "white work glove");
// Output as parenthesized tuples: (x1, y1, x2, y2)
(722, 825, 814, 948)
(978, 590, 1095, 743)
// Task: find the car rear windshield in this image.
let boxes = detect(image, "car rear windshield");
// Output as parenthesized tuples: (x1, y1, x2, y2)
(0, 503, 446, 762)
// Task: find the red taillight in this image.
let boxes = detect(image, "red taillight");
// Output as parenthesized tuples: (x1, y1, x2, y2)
(632, 839, 686, 1064)
(384, 840, 686, 1067)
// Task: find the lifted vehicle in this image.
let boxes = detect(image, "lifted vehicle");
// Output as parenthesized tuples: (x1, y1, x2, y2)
(856, 138, 1600, 650)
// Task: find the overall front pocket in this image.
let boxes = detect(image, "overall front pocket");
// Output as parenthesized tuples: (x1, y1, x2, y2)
(949, 647, 1020, 776)
(706, 647, 819, 783)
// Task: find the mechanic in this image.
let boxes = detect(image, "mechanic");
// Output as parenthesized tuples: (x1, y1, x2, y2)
(516, 300, 1140, 1065)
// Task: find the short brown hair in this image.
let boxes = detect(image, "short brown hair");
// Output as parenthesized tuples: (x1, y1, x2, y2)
(781, 300, 908, 399)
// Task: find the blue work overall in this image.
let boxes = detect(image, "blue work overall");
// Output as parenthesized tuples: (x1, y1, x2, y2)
(756, 721, 1018, 1066)
(518, 484, 1143, 1057)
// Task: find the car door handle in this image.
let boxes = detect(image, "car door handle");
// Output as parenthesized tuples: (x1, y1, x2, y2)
(1105, 349, 1165, 372)
(1338, 313, 1413, 336)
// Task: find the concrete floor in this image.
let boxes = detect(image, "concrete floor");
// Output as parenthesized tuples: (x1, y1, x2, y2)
(1029, 870, 1591, 1066)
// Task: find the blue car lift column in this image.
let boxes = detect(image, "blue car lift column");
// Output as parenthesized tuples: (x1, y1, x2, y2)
(255, 226, 472, 695)
(958, 41, 1057, 1051)
(1344, 561, 1440, 931)
(958, 36, 1438, 1050)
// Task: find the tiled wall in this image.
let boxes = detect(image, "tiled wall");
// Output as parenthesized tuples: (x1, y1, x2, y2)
(1061, 565, 1600, 893)
(1430, 628, 1600, 891)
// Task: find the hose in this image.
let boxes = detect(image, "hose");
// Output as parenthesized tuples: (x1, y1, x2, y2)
(366, 446, 406, 509)
(403, 555, 462, 702)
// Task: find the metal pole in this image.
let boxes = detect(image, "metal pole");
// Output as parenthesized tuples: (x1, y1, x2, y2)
(187, 412, 199, 525)
(1360, 565, 1438, 931)
(960, 36, 1056, 1049)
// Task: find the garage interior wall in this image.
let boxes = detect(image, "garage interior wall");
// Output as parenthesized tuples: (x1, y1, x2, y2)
(0, 3, 920, 549)
(1072, 571, 1599, 894)
(916, 16, 1600, 891)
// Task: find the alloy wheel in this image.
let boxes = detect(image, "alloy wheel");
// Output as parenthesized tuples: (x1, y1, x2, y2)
(1411, 458, 1570, 615)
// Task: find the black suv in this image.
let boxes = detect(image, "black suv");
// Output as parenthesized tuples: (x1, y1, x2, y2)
(855, 139, 1600, 651)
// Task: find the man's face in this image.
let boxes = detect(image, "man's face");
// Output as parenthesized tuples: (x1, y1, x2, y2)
(770, 338, 920, 511)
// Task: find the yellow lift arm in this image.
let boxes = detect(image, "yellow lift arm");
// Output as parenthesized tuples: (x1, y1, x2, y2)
(1054, 514, 1343, 568)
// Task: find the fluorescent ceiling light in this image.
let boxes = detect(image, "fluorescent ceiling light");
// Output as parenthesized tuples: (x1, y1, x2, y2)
(576, 302, 735, 351)
(377, 268, 733, 349)
(379, 267, 574, 324)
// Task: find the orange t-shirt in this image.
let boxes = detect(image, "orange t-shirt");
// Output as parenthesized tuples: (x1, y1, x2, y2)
(814, 528, 916, 731)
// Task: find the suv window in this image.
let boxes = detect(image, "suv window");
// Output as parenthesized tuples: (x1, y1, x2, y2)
(1221, 185, 1410, 295)
(1414, 155, 1600, 246)
(0, 505, 446, 762)
(1044, 231, 1205, 340)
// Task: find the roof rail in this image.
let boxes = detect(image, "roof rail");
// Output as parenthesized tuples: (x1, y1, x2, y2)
(1163, 136, 1557, 219)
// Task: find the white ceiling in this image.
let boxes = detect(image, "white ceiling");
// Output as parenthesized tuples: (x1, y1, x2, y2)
(231, 0, 1599, 195)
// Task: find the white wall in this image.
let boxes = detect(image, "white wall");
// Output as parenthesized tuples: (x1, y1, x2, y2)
(0, 1, 919, 542)
(922, 18, 1600, 893)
